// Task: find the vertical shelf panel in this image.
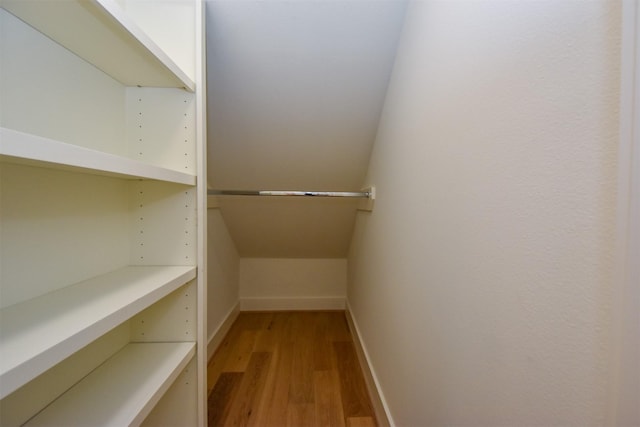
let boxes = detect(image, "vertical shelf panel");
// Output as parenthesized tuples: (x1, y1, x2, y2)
(129, 181, 197, 266)
(126, 87, 196, 174)
(140, 356, 198, 427)
(130, 281, 197, 342)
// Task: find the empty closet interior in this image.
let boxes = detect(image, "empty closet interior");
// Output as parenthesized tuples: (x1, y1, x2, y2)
(2, 1, 638, 426)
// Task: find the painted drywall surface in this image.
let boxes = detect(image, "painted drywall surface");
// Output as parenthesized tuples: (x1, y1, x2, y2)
(218, 197, 359, 258)
(204, 0, 406, 258)
(612, 181, 640, 424)
(348, 1, 621, 425)
(207, 209, 239, 344)
(205, 0, 406, 191)
(610, 2, 640, 424)
(240, 258, 346, 310)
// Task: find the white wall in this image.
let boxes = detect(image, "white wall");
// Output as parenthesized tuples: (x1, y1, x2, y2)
(348, 1, 622, 426)
(205, 0, 406, 191)
(240, 258, 346, 311)
(204, 0, 406, 259)
(207, 209, 239, 355)
(610, 1, 640, 424)
(217, 197, 359, 258)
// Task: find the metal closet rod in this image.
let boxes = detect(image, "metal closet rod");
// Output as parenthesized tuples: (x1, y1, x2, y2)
(207, 189, 371, 198)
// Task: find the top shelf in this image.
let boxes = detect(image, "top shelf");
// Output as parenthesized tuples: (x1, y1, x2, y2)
(1, 0, 195, 92)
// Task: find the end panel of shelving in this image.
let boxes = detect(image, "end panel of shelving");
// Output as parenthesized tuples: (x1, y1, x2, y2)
(1, 0, 194, 90)
(141, 356, 198, 427)
(0, 127, 196, 185)
(0, 266, 196, 399)
(130, 180, 198, 266)
(126, 87, 197, 174)
(25, 342, 196, 427)
(130, 281, 197, 342)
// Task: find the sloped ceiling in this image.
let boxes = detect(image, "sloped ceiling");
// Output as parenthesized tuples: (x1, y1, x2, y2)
(205, 0, 407, 258)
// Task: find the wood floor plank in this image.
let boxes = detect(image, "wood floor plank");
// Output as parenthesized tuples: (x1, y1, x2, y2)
(289, 339, 315, 404)
(207, 372, 244, 427)
(287, 403, 317, 427)
(208, 312, 378, 427)
(253, 312, 286, 353)
(208, 321, 246, 393)
(314, 370, 346, 427)
(328, 311, 352, 342)
(207, 352, 229, 396)
(313, 312, 333, 371)
(239, 312, 274, 331)
(285, 311, 306, 340)
(254, 342, 294, 426)
(225, 351, 272, 426)
(347, 416, 377, 427)
(334, 341, 374, 419)
(283, 312, 316, 404)
(223, 330, 258, 372)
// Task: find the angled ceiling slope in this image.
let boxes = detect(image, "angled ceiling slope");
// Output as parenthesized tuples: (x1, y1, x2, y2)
(205, 0, 407, 258)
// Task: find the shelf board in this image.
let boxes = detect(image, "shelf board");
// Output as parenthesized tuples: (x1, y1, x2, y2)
(0, 127, 196, 185)
(1, 0, 195, 91)
(25, 342, 195, 427)
(0, 265, 196, 399)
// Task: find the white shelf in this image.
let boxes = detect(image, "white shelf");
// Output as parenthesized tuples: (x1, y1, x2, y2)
(25, 342, 195, 427)
(0, 265, 196, 399)
(0, 127, 196, 185)
(1, 0, 195, 91)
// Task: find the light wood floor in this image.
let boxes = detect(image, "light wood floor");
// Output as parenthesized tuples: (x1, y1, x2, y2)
(207, 311, 377, 427)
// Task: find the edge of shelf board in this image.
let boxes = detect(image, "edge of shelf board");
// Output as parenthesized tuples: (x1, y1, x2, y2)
(0, 265, 197, 399)
(0, 127, 196, 186)
(1, 0, 195, 91)
(24, 342, 196, 427)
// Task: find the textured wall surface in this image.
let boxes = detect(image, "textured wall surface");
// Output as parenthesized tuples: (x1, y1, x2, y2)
(348, 1, 621, 425)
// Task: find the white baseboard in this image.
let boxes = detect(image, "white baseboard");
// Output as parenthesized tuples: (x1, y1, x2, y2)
(240, 296, 346, 311)
(207, 302, 240, 361)
(345, 301, 394, 427)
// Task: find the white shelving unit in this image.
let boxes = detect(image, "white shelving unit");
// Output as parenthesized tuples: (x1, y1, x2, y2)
(0, 0, 206, 426)
(0, 266, 196, 398)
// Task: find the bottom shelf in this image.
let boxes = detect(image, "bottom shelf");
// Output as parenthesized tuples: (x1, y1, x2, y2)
(25, 342, 195, 427)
